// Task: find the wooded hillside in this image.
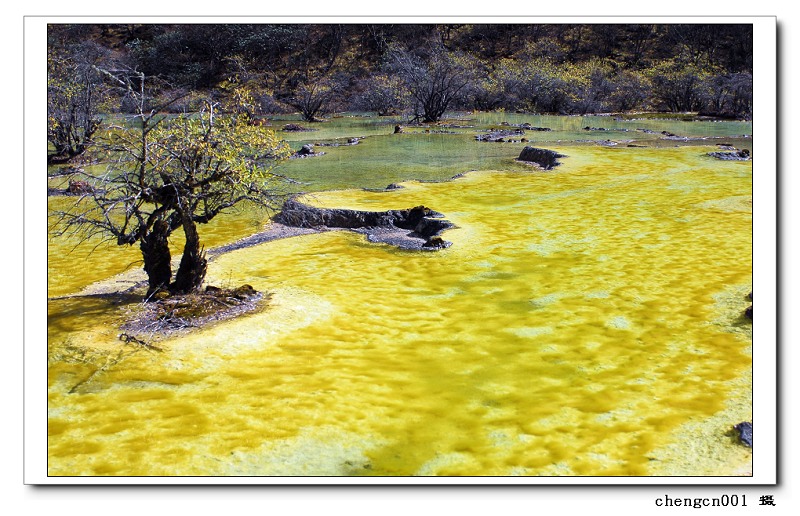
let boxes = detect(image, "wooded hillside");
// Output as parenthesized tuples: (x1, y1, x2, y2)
(48, 23, 754, 121)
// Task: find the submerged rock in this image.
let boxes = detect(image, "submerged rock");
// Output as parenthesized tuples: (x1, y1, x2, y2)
(516, 146, 566, 170)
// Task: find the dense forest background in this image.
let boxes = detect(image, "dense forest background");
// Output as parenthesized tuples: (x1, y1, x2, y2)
(48, 23, 753, 126)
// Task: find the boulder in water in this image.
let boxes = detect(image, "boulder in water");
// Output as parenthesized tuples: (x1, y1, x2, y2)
(516, 146, 566, 170)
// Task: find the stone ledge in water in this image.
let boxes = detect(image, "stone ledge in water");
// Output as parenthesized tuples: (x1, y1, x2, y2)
(274, 199, 454, 250)
(282, 123, 315, 132)
(358, 227, 452, 251)
(516, 146, 566, 170)
(500, 122, 551, 131)
(290, 144, 326, 159)
(475, 128, 527, 142)
(708, 149, 751, 161)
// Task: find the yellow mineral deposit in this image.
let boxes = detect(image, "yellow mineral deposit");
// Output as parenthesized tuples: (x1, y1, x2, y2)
(47, 143, 752, 477)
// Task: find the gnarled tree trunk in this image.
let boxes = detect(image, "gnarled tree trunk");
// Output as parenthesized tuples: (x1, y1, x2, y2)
(140, 219, 173, 298)
(171, 216, 207, 294)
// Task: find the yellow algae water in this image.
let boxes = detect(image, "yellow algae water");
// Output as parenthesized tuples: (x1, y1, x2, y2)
(46, 143, 752, 477)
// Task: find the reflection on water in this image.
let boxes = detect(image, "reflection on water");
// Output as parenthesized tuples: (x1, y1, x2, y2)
(46, 115, 753, 477)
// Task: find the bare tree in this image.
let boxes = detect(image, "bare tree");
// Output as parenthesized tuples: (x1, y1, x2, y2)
(649, 61, 709, 113)
(282, 78, 338, 122)
(351, 74, 408, 116)
(52, 70, 293, 297)
(702, 72, 752, 119)
(387, 44, 474, 123)
(47, 42, 108, 164)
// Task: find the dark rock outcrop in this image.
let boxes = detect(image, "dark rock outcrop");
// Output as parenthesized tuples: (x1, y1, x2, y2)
(500, 122, 551, 131)
(423, 236, 449, 249)
(276, 199, 447, 233)
(708, 149, 751, 161)
(659, 131, 692, 141)
(290, 144, 325, 159)
(734, 421, 753, 447)
(274, 199, 454, 250)
(516, 146, 566, 170)
(282, 123, 314, 132)
(744, 292, 752, 319)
